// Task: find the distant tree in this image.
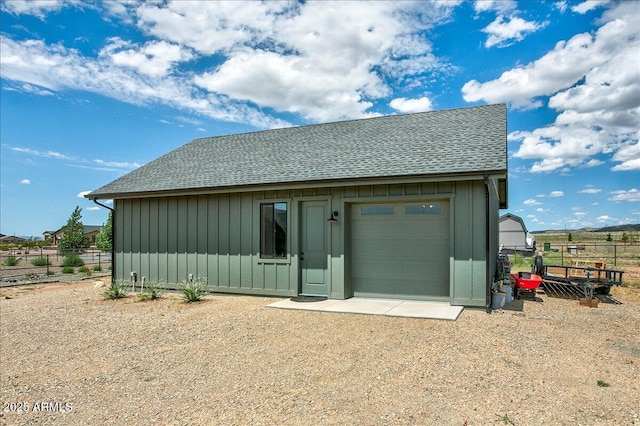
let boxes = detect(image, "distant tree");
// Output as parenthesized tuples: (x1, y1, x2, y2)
(606, 232, 613, 242)
(38, 238, 52, 249)
(58, 206, 89, 254)
(95, 211, 113, 251)
(24, 237, 40, 253)
(567, 232, 573, 242)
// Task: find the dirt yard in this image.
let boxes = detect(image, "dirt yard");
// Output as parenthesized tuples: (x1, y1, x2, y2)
(1, 281, 639, 425)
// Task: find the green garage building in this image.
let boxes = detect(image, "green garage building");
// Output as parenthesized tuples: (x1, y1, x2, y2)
(87, 104, 507, 307)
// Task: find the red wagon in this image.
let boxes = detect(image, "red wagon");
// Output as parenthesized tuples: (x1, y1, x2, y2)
(511, 271, 543, 299)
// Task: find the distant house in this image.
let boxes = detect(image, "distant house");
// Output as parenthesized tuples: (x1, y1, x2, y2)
(0, 235, 27, 245)
(87, 104, 508, 307)
(42, 230, 55, 242)
(45, 226, 103, 246)
(499, 213, 535, 253)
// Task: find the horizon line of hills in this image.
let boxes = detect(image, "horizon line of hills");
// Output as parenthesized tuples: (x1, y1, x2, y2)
(531, 223, 640, 234)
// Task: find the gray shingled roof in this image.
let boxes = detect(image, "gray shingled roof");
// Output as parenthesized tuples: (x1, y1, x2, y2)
(88, 104, 506, 199)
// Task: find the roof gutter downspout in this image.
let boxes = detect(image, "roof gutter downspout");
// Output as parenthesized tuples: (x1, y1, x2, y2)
(484, 174, 491, 314)
(92, 199, 115, 284)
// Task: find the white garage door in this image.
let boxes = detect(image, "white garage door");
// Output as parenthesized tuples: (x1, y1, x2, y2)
(351, 201, 450, 298)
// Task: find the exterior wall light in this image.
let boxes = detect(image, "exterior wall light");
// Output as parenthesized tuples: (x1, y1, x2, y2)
(327, 211, 339, 223)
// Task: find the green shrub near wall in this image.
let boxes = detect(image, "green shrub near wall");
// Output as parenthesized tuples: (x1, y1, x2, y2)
(3, 257, 20, 266)
(31, 257, 50, 266)
(62, 254, 84, 267)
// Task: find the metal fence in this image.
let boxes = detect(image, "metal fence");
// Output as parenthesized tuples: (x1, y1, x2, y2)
(502, 242, 639, 268)
(0, 248, 112, 284)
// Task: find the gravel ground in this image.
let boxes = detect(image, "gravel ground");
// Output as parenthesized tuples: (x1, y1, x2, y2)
(1, 282, 639, 426)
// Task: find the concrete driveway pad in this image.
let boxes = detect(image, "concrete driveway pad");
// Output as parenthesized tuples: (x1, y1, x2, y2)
(267, 297, 463, 320)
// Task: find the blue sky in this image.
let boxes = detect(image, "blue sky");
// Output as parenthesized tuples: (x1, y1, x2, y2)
(1, 0, 638, 236)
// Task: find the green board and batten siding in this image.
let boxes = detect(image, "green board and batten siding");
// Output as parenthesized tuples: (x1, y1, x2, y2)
(451, 181, 499, 306)
(115, 193, 296, 296)
(113, 180, 493, 306)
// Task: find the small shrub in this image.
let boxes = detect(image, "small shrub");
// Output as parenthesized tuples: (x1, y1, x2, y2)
(497, 413, 516, 425)
(597, 379, 610, 388)
(138, 282, 164, 301)
(93, 265, 102, 272)
(61, 266, 75, 274)
(62, 254, 84, 267)
(181, 279, 206, 303)
(103, 281, 129, 300)
(31, 257, 50, 267)
(3, 256, 20, 266)
(78, 266, 92, 276)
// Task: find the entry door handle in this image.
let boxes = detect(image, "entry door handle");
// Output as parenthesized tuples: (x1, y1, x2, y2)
(301, 252, 304, 261)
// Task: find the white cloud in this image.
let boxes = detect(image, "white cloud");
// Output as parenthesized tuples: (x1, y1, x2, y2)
(524, 198, 541, 206)
(19, 83, 54, 96)
(188, 1, 455, 122)
(473, 1, 517, 15)
(0, 1, 458, 125)
(572, 0, 610, 14)
(473, 0, 543, 48)
(612, 158, 640, 172)
(508, 126, 608, 172)
(464, 31, 613, 108)
(194, 49, 383, 122)
(549, 191, 564, 197)
(611, 139, 640, 171)
(482, 3, 640, 173)
(94, 159, 142, 169)
(596, 214, 615, 222)
(135, 1, 287, 55)
(0, 36, 287, 129)
(11, 146, 75, 160)
(584, 159, 605, 168)
(10, 146, 144, 173)
(554, 2, 568, 13)
(578, 188, 601, 194)
(20, 179, 30, 184)
(389, 97, 433, 113)
(483, 15, 544, 48)
(100, 38, 194, 78)
(77, 191, 92, 198)
(1, 0, 70, 18)
(609, 189, 640, 202)
(463, 5, 639, 107)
